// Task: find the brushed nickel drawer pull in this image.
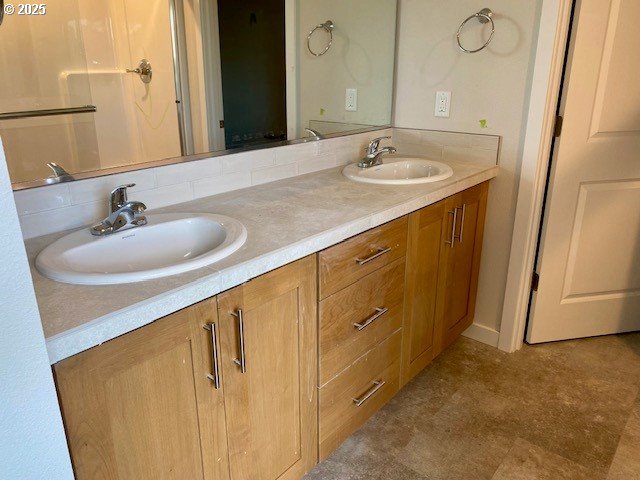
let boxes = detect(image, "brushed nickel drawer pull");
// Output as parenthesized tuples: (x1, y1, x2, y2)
(356, 247, 391, 265)
(353, 307, 388, 331)
(352, 380, 386, 407)
(203, 323, 221, 389)
(457, 204, 466, 244)
(231, 309, 247, 373)
(445, 208, 458, 248)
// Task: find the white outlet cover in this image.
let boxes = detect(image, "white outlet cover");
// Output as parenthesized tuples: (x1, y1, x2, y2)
(434, 91, 451, 118)
(346, 88, 358, 112)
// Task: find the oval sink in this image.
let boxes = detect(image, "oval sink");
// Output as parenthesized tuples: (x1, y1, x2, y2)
(342, 156, 454, 185)
(35, 213, 247, 285)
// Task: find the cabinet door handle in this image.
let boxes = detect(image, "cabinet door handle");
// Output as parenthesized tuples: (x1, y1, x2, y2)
(445, 208, 458, 248)
(356, 247, 391, 265)
(352, 380, 386, 407)
(203, 323, 221, 389)
(231, 309, 247, 373)
(457, 204, 466, 244)
(353, 307, 388, 331)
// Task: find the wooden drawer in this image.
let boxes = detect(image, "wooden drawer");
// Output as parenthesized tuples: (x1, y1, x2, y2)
(319, 330, 401, 459)
(319, 258, 405, 385)
(318, 216, 408, 299)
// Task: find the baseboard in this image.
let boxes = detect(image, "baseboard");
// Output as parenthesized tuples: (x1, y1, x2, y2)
(462, 323, 500, 347)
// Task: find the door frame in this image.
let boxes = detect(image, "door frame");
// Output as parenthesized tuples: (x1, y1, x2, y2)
(169, 0, 195, 156)
(498, 0, 574, 353)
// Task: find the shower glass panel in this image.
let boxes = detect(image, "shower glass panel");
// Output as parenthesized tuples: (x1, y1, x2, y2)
(0, 0, 183, 184)
(0, 1, 97, 183)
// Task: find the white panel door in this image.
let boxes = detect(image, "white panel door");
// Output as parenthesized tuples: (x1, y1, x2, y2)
(527, 0, 640, 343)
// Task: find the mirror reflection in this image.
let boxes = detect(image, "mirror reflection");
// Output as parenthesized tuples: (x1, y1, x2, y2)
(0, 0, 397, 186)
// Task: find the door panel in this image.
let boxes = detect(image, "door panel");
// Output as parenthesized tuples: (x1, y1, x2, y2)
(402, 201, 444, 384)
(444, 199, 479, 331)
(528, 0, 640, 342)
(104, 343, 203, 479)
(590, 0, 640, 136)
(562, 181, 640, 300)
(217, 256, 317, 480)
(54, 298, 229, 480)
(436, 183, 488, 351)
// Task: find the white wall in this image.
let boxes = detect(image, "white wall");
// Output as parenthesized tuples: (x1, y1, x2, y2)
(0, 139, 74, 479)
(394, 0, 542, 332)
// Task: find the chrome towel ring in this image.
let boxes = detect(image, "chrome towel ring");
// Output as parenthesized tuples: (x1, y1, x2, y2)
(307, 20, 335, 57)
(456, 8, 495, 53)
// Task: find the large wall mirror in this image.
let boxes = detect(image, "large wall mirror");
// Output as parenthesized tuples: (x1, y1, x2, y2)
(0, 0, 398, 188)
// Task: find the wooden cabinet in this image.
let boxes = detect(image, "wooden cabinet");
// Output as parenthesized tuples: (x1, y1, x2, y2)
(316, 181, 489, 459)
(402, 200, 446, 385)
(217, 256, 317, 480)
(54, 182, 490, 480)
(402, 182, 489, 382)
(55, 256, 317, 480)
(317, 219, 406, 459)
(435, 182, 489, 352)
(55, 298, 230, 480)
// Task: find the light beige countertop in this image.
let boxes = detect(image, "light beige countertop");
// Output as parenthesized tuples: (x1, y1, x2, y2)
(24, 159, 498, 363)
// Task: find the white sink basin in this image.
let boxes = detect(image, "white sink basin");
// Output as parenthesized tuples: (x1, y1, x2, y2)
(343, 156, 454, 185)
(35, 213, 247, 285)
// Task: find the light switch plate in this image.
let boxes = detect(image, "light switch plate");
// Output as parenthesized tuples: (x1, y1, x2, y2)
(435, 91, 451, 118)
(345, 88, 358, 111)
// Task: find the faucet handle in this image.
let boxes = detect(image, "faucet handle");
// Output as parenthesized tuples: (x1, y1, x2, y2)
(109, 184, 136, 213)
(367, 136, 392, 155)
(110, 183, 136, 195)
(46, 162, 71, 178)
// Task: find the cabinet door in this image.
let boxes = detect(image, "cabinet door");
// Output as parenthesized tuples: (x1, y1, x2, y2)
(402, 200, 445, 385)
(436, 182, 489, 352)
(54, 299, 230, 480)
(217, 256, 317, 480)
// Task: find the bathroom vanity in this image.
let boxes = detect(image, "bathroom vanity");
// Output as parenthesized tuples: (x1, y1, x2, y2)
(52, 178, 490, 479)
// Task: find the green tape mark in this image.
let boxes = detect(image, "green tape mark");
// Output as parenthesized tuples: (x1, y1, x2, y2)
(479, 119, 488, 129)
(320, 108, 326, 116)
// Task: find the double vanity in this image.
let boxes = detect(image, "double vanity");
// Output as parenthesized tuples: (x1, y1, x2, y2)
(29, 143, 497, 480)
(35, 145, 454, 286)
(3, 2, 509, 476)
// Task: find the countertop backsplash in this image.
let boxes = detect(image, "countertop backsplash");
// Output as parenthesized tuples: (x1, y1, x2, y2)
(14, 128, 499, 240)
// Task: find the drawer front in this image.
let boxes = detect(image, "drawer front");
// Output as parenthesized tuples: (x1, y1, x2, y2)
(319, 258, 405, 385)
(319, 330, 401, 459)
(318, 216, 408, 299)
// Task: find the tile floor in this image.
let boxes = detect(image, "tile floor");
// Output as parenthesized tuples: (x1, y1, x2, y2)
(304, 333, 640, 480)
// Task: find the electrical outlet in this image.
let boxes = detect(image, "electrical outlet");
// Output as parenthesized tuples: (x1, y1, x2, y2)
(434, 91, 451, 118)
(345, 88, 358, 111)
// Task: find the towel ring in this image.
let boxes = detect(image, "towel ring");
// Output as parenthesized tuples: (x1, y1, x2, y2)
(456, 8, 495, 53)
(307, 20, 335, 57)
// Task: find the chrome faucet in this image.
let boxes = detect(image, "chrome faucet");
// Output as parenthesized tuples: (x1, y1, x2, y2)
(305, 127, 324, 140)
(358, 136, 397, 168)
(91, 184, 147, 236)
(45, 162, 74, 184)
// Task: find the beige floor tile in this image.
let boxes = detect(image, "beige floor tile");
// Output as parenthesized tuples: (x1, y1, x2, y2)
(304, 334, 640, 480)
(303, 434, 430, 480)
(491, 438, 598, 480)
(606, 396, 640, 479)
